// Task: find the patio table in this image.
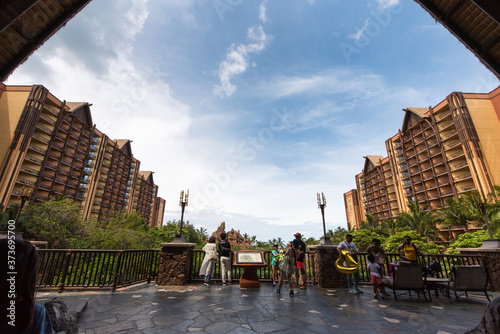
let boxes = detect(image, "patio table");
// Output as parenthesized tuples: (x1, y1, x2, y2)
(425, 277, 449, 298)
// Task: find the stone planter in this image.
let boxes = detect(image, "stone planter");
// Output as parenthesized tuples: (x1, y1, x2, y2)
(308, 245, 347, 288)
(157, 243, 196, 286)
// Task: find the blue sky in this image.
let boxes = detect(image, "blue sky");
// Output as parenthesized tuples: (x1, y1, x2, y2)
(7, 0, 499, 243)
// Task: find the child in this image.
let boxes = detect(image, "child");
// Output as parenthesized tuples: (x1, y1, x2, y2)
(271, 244, 280, 286)
(367, 253, 383, 298)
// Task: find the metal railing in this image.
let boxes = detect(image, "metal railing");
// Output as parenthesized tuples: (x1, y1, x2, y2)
(189, 250, 316, 283)
(36, 249, 484, 291)
(37, 249, 159, 292)
(354, 252, 483, 282)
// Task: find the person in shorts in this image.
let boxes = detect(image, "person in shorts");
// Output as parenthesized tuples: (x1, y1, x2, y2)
(293, 233, 307, 290)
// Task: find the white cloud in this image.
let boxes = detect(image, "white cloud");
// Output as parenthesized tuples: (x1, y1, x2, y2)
(259, 69, 384, 99)
(376, 0, 399, 11)
(259, 1, 268, 23)
(213, 25, 270, 97)
(349, 18, 370, 41)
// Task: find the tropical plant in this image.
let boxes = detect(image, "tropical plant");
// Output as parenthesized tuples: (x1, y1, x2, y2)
(20, 198, 83, 248)
(445, 230, 491, 254)
(382, 231, 444, 254)
(195, 227, 208, 242)
(396, 200, 439, 242)
(436, 197, 470, 240)
(381, 217, 397, 236)
(351, 229, 381, 252)
(327, 227, 348, 245)
(461, 190, 500, 239)
(360, 213, 384, 235)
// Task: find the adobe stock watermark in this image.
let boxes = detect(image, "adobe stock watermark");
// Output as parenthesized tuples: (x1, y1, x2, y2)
(212, 0, 243, 21)
(6, 220, 17, 328)
(339, 4, 402, 63)
(191, 107, 290, 208)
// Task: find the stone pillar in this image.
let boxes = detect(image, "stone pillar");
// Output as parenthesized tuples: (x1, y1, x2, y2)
(308, 245, 347, 288)
(457, 247, 500, 292)
(157, 243, 196, 286)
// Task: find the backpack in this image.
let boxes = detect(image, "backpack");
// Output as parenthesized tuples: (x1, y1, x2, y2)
(207, 246, 218, 263)
(219, 241, 231, 257)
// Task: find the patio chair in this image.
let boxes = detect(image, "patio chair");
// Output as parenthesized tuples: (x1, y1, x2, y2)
(381, 263, 429, 302)
(436, 265, 490, 303)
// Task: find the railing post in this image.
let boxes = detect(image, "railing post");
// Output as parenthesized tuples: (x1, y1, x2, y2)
(147, 250, 156, 284)
(58, 250, 73, 293)
(112, 250, 123, 292)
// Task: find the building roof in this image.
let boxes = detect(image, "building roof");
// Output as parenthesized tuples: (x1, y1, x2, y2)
(414, 0, 500, 79)
(139, 171, 154, 184)
(114, 139, 133, 157)
(0, 0, 93, 82)
(363, 155, 384, 173)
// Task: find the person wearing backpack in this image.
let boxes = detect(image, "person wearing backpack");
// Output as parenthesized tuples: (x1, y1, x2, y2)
(218, 232, 232, 286)
(397, 235, 420, 265)
(199, 236, 217, 286)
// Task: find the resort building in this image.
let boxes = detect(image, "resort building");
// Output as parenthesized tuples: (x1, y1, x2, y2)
(344, 87, 500, 238)
(0, 84, 165, 227)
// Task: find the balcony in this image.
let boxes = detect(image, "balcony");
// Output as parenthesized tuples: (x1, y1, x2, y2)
(450, 161, 469, 171)
(29, 144, 47, 154)
(39, 113, 56, 125)
(20, 165, 39, 176)
(444, 140, 461, 150)
(438, 119, 454, 131)
(441, 129, 457, 141)
(448, 150, 465, 160)
(44, 105, 60, 116)
(36, 123, 53, 135)
(434, 110, 452, 122)
(25, 154, 43, 164)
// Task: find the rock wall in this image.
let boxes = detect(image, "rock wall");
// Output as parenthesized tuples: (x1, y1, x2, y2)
(157, 244, 194, 286)
(210, 222, 253, 249)
(309, 245, 348, 288)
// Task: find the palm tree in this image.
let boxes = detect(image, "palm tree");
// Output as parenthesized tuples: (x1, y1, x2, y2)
(436, 197, 470, 240)
(397, 200, 439, 242)
(195, 227, 208, 241)
(360, 213, 383, 234)
(328, 226, 348, 245)
(381, 217, 397, 236)
(461, 190, 500, 238)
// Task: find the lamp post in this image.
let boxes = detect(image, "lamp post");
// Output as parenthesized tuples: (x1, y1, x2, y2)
(317, 192, 332, 245)
(14, 182, 34, 222)
(173, 190, 189, 243)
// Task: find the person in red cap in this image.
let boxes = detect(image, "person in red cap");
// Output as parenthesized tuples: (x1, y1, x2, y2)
(293, 233, 307, 290)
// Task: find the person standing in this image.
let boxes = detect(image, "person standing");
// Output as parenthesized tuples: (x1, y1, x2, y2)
(367, 253, 383, 299)
(218, 232, 232, 286)
(199, 236, 217, 286)
(293, 233, 307, 290)
(397, 235, 420, 265)
(366, 238, 390, 297)
(271, 244, 280, 286)
(277, 241, 300, 297)
(337, 234, 363, 294)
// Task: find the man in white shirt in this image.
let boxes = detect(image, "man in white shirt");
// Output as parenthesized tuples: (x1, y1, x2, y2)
(337, 234, 363, 294)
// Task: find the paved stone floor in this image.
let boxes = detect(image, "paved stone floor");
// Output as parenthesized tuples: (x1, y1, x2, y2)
(36, 282, 497, 334)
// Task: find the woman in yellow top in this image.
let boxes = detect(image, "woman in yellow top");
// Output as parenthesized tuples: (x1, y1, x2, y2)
(397, 235, 420, 265)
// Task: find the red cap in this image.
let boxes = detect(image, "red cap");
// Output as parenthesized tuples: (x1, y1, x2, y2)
(294, 233, 301, 237)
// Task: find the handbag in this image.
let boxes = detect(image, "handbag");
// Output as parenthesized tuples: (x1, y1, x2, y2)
(279, 256, 292, 274)
(207, 247, 218, 263)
